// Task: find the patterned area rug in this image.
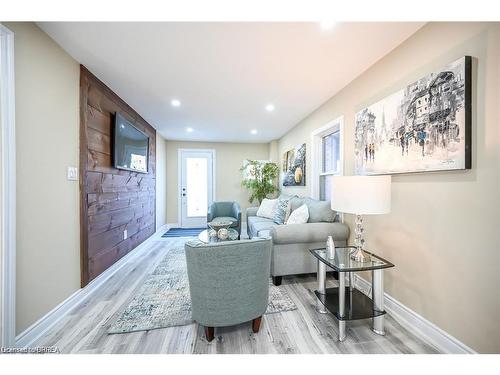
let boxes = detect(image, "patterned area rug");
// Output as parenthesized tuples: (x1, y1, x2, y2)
(108, 242, 297, 334)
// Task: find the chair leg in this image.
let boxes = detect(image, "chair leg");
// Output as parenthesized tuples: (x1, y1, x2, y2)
(272, 276, 282, 286)
(252, 316, 262, 333)
(204, 326, 214, 342)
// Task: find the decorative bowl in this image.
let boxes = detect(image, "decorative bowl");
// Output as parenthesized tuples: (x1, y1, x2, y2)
(217, 228, 229, 240)
(208, 220, 233, 232)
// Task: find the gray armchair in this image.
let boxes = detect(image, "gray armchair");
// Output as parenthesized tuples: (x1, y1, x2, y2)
(207, 201, 242, 238)
(184, 238, 272, 341)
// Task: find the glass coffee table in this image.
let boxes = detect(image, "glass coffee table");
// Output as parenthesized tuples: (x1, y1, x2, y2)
(198, 228, 239, 243)
(310, 246, 394, 342)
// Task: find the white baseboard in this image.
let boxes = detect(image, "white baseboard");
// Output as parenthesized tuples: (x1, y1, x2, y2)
(15, 224, 168, 348)
(353, 274, 476, 354)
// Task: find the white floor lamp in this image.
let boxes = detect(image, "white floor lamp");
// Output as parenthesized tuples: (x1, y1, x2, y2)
(331, 175, 391, 262)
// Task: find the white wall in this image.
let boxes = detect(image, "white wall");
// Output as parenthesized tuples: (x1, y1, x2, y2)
(5, 22, 81, 335)
(278, 22, 500, 353)
(165, 141, 270, 224)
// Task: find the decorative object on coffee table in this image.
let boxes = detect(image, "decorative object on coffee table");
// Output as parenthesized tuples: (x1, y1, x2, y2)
(326, 236, 335, 258)
(198, 228, 239, 243)
(331, 175, 391, 262)
(310, 246, 394, 341)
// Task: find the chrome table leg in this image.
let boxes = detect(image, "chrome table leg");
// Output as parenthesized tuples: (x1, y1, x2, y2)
(316, 256, 328, 314)
(372, 269, 385, 336)
(338, 272, 346, 341)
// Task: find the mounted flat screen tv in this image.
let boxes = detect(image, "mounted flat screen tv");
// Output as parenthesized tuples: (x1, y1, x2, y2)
(114, 113, 149, 173)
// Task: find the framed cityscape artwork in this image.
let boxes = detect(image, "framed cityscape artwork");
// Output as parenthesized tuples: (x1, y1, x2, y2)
(354, 56, 472, 175)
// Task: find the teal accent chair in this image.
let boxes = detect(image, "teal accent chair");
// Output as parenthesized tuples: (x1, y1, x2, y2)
(184, 238, 272, 341)
(207, 201, 242, 238)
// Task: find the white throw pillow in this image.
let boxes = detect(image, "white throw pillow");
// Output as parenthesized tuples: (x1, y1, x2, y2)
(286, 204, 309, 225)
(257, 198, 278, 219)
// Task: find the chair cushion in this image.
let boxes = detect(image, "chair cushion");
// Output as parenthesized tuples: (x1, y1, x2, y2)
(212, 216, 238, 227)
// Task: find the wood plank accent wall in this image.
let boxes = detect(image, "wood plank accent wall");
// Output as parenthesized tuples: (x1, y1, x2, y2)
(80, 66, 156, 287)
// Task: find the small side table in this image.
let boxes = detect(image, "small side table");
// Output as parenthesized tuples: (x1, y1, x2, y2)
(310, 246, 394, 342)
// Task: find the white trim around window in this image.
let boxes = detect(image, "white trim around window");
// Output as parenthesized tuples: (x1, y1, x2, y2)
(0, 23, 16, 348)
(310, 116, 344, 200)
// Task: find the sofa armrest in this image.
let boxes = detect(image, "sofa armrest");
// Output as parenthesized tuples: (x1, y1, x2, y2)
(271, 222, 350, 245)
(246, 206, 259, 218)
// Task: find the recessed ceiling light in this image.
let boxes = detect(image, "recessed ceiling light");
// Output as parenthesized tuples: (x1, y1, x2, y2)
(265, 104, 275, 112)
(186, 127, 193, 132)
(319, 21, 336, 30)
(171, 99, 181, 107)
(251, 129, 258, 135)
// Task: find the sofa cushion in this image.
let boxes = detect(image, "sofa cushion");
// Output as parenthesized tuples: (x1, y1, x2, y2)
(251, 221, 278, 237)
(305, 198, 336, 223)
(247, 215, 277, 238)
(256, 198, 277, 219)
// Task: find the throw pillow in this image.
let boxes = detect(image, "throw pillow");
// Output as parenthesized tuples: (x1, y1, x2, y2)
(305, 198, 336, 223)
(256, 198, 278, 219)
(286, 204, 309, 225)
(272, 196, 292, 224)
(289, 196, 305, 213)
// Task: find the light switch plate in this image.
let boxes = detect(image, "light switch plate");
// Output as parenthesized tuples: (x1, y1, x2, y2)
(67, 167, 78, 181)
(123, 229, 128, 240)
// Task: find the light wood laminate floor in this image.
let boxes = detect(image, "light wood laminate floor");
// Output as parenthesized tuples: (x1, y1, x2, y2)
(36, 237, 440, 354)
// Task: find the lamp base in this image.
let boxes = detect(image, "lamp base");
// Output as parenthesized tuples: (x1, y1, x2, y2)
(350, 247, 371, 263)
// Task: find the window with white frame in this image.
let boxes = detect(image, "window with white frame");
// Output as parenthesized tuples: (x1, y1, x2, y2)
(319, 130, 341, 200)
(311, 116, 343, 201)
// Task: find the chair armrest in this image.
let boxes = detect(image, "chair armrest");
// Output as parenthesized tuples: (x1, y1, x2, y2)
(207, 203, 216, 222)
(271, 222, 350, 245)
(246, 206, 259, 218)
(232, 202, 242, 222)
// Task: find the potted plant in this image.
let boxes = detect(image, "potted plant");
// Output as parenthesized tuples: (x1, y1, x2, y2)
(240, 160, 279, 204)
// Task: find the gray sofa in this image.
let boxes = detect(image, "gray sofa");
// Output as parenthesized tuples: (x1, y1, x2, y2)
(246, 197, 349, 285)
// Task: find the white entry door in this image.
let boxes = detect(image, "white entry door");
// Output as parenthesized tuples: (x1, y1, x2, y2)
(179, 149, 215, 228)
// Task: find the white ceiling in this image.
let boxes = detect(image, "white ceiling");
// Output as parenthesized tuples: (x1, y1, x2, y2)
(38, 22, 424, 143)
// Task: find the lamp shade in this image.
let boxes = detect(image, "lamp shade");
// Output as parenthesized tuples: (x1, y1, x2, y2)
(331, 175, 391, 215)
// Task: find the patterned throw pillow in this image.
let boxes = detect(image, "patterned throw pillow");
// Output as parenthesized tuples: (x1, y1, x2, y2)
(272, 196, 292, 224)
(256, 198, 278, 219)
(286, 204, 309, 225)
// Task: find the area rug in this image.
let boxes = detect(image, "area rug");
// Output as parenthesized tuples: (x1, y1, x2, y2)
(108, 243, 297, 334)
(161, 227, 206, 238)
